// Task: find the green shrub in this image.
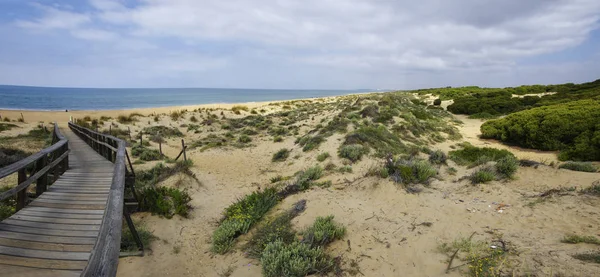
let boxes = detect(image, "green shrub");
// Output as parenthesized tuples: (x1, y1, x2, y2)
(433, 98, 442, 105)
(139, 186, 191, 218)
(573, 252, 600, 264)
(212, 188, 279, 254)
(469, 167, 496, 184)
(131, 144, 161, 161)
(481, 100, 600, 161)
(428, 150, 447, 165)
(232, 105, 249, 114)
(562, 234, 600, 245)
(0, 123, 17, 133)
(117, 114, 137, 124)
(344, 125, 405, 156)
(338, 165, 353, 173)
(495, 156, 518, 177)
(261, 241, 333, 277)
(338, 144, 368, 162)
(558, 162, 597, 172)
(582, 183, 600, 196)
(273, 136, 283, 142)
(272, 148, 290, 162)
(449, 146, 515, 167)
(301, 215, 346, 247)
(316, 152, 330, 162)
(298, 135, 325, 152)
(238, 134, 252, 143)
(190, 115, 198, 122)
(121, 221, 157, 252)
(386, 158, 437, 185)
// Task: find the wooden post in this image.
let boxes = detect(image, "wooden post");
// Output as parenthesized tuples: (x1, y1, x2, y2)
(181, 139, 187, 161)
(109, 125, 112, 135)
(20, 113, 24, 123)
(139, 132, 143, 145)
(53, 154, 60, 182)
(16, 169, 27, 211)
(159, 141, 162, 156)
(128, 127, 132, 141)
(36, 155, 48, 196)
(62, 143, 69, 173)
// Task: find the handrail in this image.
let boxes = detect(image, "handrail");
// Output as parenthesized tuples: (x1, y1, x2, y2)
(69, 122, 141, 277)
(0, 123, 69, 209)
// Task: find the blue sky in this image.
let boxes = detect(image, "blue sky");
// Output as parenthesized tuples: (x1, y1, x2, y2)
(0, 0, 599, 89)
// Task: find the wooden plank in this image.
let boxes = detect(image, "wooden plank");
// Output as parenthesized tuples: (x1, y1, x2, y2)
(0, 258, 84, 273)
(10, 214, 102, 225)
(2, 219, 100, 231)
(29, 202, 106, 210)
(33, 199, 107, 205)
(0, 245, 90, 261)
(0, 237, 93, 252)
(17, 210, 103, 220)
(37, 194, 107, 201)
(0, 224, 98, 238)
(0, 231, 96, 245)
(20, 206, 105, 215)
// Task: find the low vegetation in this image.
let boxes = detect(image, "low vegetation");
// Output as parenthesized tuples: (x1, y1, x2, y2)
(561, 234, 600, 245)
(0, 123, 17, 132)
(338, 144, 368, 163)
(272, 148, 290, 162)
(316, 152, 330, 162)
(121, 221, 157, 252)
(385, 157, 437, 191)
(481, 100, 600, 161)
(558, 162, 597, 173)
(438, 235, 508, 277)
(131, 144, 161, 161)
(449, 145, 515, 168)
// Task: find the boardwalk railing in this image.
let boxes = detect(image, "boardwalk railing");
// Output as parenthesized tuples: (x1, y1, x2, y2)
(0, 123, 69, 210)
(69, 122, 143, 277)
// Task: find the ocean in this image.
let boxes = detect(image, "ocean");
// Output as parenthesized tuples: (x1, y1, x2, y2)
(0, 85, 375, 111)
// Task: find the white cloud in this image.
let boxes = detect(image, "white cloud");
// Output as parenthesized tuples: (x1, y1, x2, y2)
(6, 0, 600, 88)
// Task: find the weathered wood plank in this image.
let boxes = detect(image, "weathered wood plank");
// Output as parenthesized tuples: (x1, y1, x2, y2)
(0, 258, 84, 273)
(0, 231, 96, 244)
(20, 206, 105, 215)
(0, 245, 90, 260)
(33, 198, 107, 205)
(17, 210, 103, 220)
(0, 237, 93, 252)
(10, 214, 102, 225)
(0, 224, 99, 238)
(2, 219, 100, 231)
(29, 202, 106, 210)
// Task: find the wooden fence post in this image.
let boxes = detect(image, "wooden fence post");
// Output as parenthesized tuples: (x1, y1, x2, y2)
(36, 155, 48, 196)
(181, 139, 187, 161)
(16, 169, 27, 211)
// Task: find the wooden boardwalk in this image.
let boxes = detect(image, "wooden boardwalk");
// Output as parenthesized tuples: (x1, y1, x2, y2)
(0, 128, 115, 276)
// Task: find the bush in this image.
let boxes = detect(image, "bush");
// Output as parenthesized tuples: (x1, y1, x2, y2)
(273, 136, 283, 142)
(131, 144, 161, 161)
(433, 98, 442, 106)
(301, 215, 346, 247)
(562, 234, 600, 245)
(121, 221, 157, 252)
(558, 162, 597, 172)
(316, 152, 330, 162)
(117, 114, 137, 124)
(495, 156, 518, 177)
(338, 144, 368, 163)
(386, 158, 437, 185)
(338, 165, 353, 173)
(344, 125, 405, 156)
(190, 115, 198, 122)
(428, 150, 447, 165)
(261, 241, 333, 277)
(272, 148, 290, 162)
(212, 187, 279, 254)
(480, 100, 600, 161)
(238, 134, 252, 143)
(232, 105, 249, 114)
(139, 187, 191, 218)
(297, 135, 325, 152)
(469, 167, 496, 184)
(449, 145, 515, 167)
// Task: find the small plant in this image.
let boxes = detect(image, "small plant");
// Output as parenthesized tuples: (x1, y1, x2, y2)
(170, 110, 183, 121)
(495, 156, 518, 178)
(272, 148, 290, 162)
(558, 162, 597, 173)
(469, 167, 496, 184)
(561, 234, 600, 245)
(232, 105, 249, 114)
(428, 150, 447, 165)
(298, 135, 325, 152)
(238, 135, 252, 143)
(131, 144, 162, 161)
(449, 146, 515, 168)
(446, 167, 458, 175)
(338, 165, 353, 173)
(261, 240, 333, 277)
(338, 144, 368, 163)
(121, 221, 157, 252)
(573, 252, 600, 264)
(582, 182, 600, 196)
(386, 158, 437, 185)
(139, 186, 191, 218)
(273, 136, 283, 142)
(324, 162, 336, 171)
(190, 115, 198, 122)
(433, 98, 442, 106)
(301, 215, 345, 247)
(316, 152, 330, 162)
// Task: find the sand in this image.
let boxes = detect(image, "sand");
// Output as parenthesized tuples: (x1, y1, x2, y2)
(2, 94, 599, 277)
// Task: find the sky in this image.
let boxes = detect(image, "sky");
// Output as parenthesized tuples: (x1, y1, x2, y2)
(0, 0, 599, 90)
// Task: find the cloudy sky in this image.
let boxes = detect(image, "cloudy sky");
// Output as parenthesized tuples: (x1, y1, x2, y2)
(0, 0, 599, 89)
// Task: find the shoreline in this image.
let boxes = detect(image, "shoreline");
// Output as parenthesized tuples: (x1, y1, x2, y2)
(0, 91, 380, 123)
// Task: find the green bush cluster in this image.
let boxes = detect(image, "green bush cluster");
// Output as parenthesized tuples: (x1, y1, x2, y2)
(447, 90, 536, 117)
(558, 162, 597, 172)
(300, 215, 346, 247)
(139, 186, 191, 219)
(0, 123, 17, 133)
(121, 221, 157, 252)
(344, 125, 406, 157)
(297, 135, 325, 152)
(481, 100, 600, 161)
(338, 144, 369, 162)
(131, 144, 161, 161)
(316, 152, 330, 162)
(449, 145, 515, 167)
(428, 150, 447, 165)
(212, 187, 279, 254)
(468, 167, 497, 184)
(386, 158, 437, 185)
(142, 126, 183, 140)
(272, 148, 290, 162)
